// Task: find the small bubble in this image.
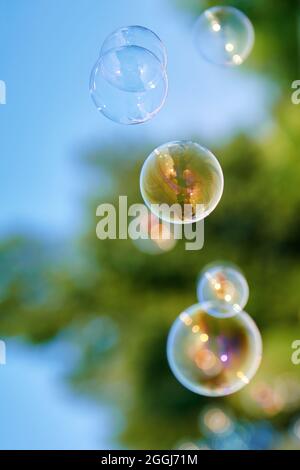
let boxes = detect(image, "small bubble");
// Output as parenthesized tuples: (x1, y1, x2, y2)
(197, 262, 249, 315)
(194, 6, 255, 66)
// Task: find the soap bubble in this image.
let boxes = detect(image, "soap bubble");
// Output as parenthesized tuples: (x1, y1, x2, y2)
(197, 262, 249, 316)
(199, 406, 234, 437)
(140, 141, 224, 224)
(100, 46, 164, 93)
(167, 302, 262, 397)
(90, 26, 168, 124)
(100, 25, 167, 70)
(194, 7, 255, 66)
(132, 212, 177, 255)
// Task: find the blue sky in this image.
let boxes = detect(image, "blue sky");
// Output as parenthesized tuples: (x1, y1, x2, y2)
(0, 0, 276, 450)
(0, 339, 122, 449)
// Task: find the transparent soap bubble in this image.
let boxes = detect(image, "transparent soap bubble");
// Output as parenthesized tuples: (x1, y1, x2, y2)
(100, 46, 164, 93)
(140, 141, 224, 224)
(199, 406, 234, 438)
(90, 26, 168, 124)
(197, 262, 249, 316)
(132, 212, 177, 255)
(167, 302, 262, 397)
(194, 6, 255, 66)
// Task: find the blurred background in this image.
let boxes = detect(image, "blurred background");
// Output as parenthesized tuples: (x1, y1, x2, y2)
(0, 0, 300, 450)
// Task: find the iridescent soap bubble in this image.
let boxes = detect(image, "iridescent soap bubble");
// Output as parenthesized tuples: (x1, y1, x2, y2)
(167, 302, 262, 397)
(194, 6, 255, 66)
(90, 26, 168, 124)
(197, 262, 249, 316)
(140, 141, 224, 224)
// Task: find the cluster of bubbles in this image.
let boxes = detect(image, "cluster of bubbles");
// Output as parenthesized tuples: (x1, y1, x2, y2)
(90, 7, 254, 124)
(89, 5, 259, 399)
(167, 262, 262, 397)
(177, 407, 300, 450)
(176, 406, 276, 450)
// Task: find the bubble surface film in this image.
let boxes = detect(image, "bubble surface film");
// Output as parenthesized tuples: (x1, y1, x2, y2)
(100, 46, 164, 93)
(140, 141, 224, 224)
(100, 25, 167, 69)
(197, 262, 249, 315)
(194, 6, 255, 66)
(167, 302, 262, 397)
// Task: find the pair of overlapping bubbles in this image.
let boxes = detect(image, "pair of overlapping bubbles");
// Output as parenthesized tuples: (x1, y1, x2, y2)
(167, 262, 262, 397)
(90, 6, 255, 124)
(90, 25, 168, 124)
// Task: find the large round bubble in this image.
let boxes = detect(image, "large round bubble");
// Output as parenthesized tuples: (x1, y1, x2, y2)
(167, 302, 262, 397)
(194, 6, 255, 66)
(140, 141, 224, 224)
(90, 26, 168, 124)
(197, 262, 249, 316)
